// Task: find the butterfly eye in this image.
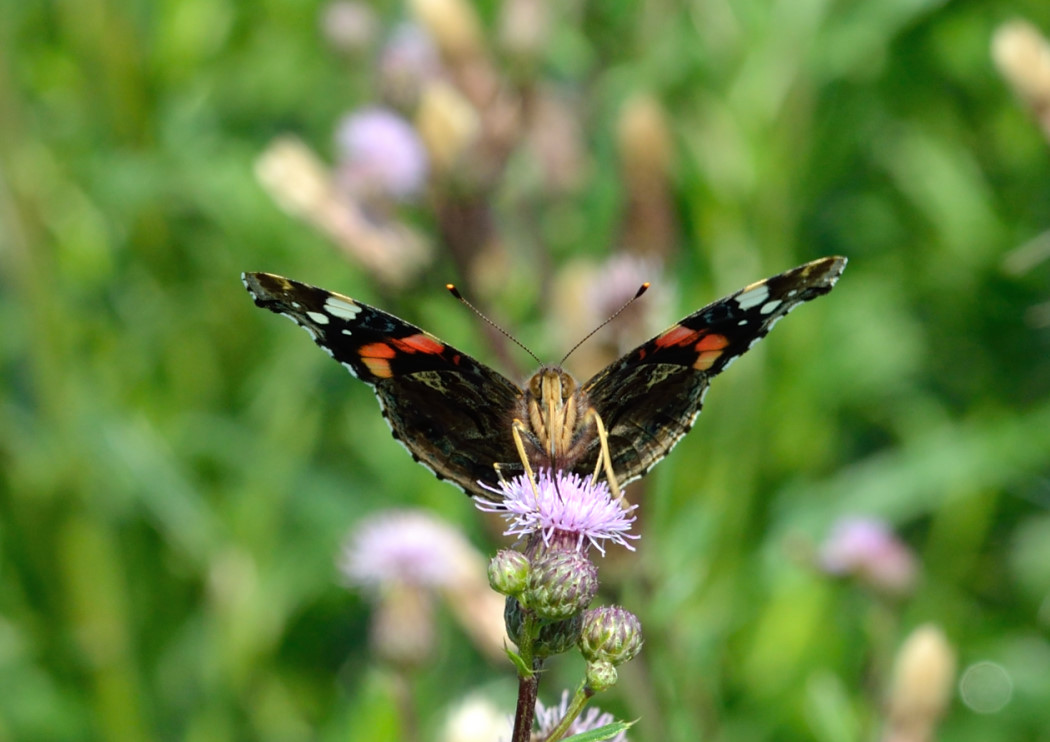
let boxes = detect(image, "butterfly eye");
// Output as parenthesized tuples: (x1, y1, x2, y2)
(528, 374, 543, 397)
(559, 372, 577, 399)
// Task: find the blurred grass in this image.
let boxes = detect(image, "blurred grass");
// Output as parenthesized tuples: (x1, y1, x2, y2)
(3, 1, 1050, 741)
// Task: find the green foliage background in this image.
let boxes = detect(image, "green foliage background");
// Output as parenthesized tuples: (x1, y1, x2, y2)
(3, 0, 1050, 740)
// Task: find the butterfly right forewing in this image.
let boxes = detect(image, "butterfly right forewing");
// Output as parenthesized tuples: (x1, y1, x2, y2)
(582, 257, 847, 486)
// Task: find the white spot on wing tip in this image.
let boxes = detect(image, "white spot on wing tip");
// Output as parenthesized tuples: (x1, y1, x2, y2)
(760, 299, 782, 315)
(735, 284, 770, 311)
(325, 296, 362, 321)
(306, 310, 330, 325)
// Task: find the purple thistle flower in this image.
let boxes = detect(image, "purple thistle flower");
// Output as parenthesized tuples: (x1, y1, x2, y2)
(476, 470, 638, 555)
(339, 509, 478, 590)
(534, 690, 628, 742)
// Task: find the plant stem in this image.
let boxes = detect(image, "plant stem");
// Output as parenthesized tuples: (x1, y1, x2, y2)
(511, 609, 541, 742)
(511, 658, 543, 742)
(541, 684, 594, 742)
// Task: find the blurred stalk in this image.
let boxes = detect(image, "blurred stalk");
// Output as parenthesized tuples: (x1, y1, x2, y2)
(53, 0, 150, 143)
(617, 94, 677, 260)
(59, 514, 149, 742)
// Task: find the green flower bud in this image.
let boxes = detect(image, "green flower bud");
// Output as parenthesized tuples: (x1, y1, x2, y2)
(488, 549, 530, 596)
(504, 596, 583, 658)
(523, 550, 598, 621)
(579, 606, 643, 665)
(585, 659, 618, 692)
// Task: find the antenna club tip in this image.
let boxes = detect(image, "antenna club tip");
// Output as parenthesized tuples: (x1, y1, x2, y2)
(446, 284, 463, 299)
(636, 282, 651, 298)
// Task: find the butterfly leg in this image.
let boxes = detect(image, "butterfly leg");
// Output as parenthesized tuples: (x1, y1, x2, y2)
(511, 419, 541, 500)
(585, 408, 623, 503)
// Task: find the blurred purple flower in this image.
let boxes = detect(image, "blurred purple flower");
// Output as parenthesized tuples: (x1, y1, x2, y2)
(587, 254, 668, 337)
(378, 23, 443, 108)
(334, 107, 429, 200)
(476, 471, 638, 555)
(819, 516, 918, 596)
(340, 509, 476, 590)
(534, 690, 627, 742)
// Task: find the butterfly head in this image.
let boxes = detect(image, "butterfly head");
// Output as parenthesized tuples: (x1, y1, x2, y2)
(524, 366, 584, 459)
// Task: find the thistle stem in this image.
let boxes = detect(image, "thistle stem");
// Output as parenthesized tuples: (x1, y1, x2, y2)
(511, 658, 543, 742)
(540, 684, 594, 742)
(511, 609, 541, 742)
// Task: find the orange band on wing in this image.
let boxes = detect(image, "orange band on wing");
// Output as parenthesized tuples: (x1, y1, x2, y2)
(392, 333, 445, 354)
(695, 333, 729, 351)
(654, 325, 695, 347)
(693, 350, 723, 371)
(691, 333, 729, 370)
(359, 342, 396, 378)
(360, 342, 396, 359)
(362, 357, 393, 377)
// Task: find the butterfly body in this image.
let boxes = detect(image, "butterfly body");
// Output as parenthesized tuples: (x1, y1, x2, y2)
(243, 257, 846, 501)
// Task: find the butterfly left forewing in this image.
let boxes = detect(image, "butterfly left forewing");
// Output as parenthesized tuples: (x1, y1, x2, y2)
(243, 272, 523, 498)
(582, 256, 847, 486)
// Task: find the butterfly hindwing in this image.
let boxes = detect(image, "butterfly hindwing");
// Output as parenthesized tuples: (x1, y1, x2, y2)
(242, 272, 522, 498)
(583, 256, 847, 485)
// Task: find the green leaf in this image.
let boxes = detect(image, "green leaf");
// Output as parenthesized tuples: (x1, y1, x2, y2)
(558, 720, 635, 742)
(505, 646, 532, 677)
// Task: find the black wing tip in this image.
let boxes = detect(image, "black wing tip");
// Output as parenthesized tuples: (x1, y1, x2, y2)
(791, 256, 847, 297)
(241, 271, 278, 298)
(812, 255, 848, 284)
(241, 272, 313, 311)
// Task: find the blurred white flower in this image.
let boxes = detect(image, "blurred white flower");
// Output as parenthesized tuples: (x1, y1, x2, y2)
(441, 693, 512, 742)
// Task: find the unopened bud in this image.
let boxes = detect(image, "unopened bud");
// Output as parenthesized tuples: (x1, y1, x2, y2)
(488, 549, 530, 596)
(579, 606, 643, 666)
(585, 660, 618, 692)
(504, 596, 582, 658)
(523, 550, 598, 621)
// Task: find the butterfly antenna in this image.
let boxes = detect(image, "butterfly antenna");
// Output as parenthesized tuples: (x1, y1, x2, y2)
(559, 282, 650, 365)
(447, 284, 541, 365)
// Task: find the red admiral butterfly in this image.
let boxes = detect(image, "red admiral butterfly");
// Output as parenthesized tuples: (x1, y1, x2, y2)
(243, 257, 846, 501)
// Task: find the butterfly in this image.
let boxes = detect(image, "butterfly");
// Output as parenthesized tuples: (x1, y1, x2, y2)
(243, 256, 846, 501)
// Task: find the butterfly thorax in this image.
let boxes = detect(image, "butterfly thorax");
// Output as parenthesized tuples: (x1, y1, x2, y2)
(520, 365, 593, 468)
